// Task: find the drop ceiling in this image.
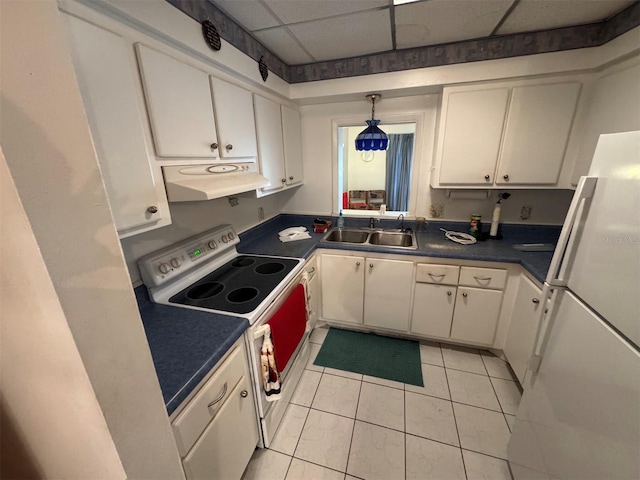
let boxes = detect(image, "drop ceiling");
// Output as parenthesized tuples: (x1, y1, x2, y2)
(209, 0, 636, 65)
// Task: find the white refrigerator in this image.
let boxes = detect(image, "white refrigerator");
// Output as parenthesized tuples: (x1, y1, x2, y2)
(507, 131, 640, 479)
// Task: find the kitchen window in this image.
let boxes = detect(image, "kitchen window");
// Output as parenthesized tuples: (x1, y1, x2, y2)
(333, 114, 423, 217)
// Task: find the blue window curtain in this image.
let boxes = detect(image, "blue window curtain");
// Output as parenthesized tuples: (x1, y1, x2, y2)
(385, 133, 414, 211)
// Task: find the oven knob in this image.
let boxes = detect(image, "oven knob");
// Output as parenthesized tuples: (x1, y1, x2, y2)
(228, 232, 235, 240)
(221, 234, 229, 243)
(170, 258, 181, 268)
(158, 263, 171, 274)
(208, 240, 217, 250)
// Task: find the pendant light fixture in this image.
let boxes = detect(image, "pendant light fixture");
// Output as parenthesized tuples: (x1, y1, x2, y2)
(355, 94, 388, 151)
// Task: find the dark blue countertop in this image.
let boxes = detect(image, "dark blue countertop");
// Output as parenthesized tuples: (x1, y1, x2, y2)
(139, 213, 558, 415)
(135, 287, 249, 415)
(239, 214, 560, 283)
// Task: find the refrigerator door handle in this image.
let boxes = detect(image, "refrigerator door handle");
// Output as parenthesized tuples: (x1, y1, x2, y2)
(546, 176, 597, 287)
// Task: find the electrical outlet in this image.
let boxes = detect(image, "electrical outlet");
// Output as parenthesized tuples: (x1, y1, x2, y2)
(520, 205, 533, 220)
(429, 204, 444, 218)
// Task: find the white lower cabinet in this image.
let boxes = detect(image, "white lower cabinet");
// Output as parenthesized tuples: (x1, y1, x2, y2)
(171, 340, 258, 480)
(411, 284, 457, 337)
(321, 254, 413, 331)
(321, 254, 365, 324)
(450, 287, 503, 345)
(410, 263, 505, 346)
(504, 274, 543, 384)
(363, 258, 414, 331)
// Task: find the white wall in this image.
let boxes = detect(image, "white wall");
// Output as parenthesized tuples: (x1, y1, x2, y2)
(286, 95, 575, 224)
(570, 58, 640, 183)
(0, 2, 184, 478)
(1, 149, 126, 479)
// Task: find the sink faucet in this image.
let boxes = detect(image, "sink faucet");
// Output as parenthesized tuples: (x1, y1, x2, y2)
(397, 213, 405, 231)
(368, 217, 378, 229)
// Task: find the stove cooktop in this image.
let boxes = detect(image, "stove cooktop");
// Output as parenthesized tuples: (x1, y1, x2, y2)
(168, 255, 300, 314)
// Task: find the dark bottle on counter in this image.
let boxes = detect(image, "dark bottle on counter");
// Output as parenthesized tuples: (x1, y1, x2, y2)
(469, 214, 482, 238)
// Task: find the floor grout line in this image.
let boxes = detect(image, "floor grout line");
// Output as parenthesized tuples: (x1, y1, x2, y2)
(344, 379, 364, 477)
(444, 366, 468, 479)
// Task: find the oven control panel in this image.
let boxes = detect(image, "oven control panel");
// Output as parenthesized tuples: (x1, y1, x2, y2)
(138, 225, 240, 288)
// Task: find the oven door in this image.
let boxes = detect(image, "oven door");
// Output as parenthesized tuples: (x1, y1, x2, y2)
(247, 275, 310, 447)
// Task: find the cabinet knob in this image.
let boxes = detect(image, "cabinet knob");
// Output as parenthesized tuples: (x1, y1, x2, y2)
(225, 144, 233, 151)
(281, 178, 287, 183)
(503, 174, 509, 180)
(447, 291, 452, 296)
(355, 262, 361, 268)
(210, 142, 218, 150)
(369, 263, 374, 268)
(462, 292, 468, 298)
(289, 176, 294, 180)
(484, 175, 490, 181)
(532, 298, 540, 304)
(147, 206, 158, 214)
(240, 390, 248, 398)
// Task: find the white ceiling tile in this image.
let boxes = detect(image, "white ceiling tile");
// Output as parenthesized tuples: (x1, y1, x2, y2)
(395, 0, 513, 48)
(288, 10, 392, 61)
(254, 28, 315, 64)
(210, 0, 281, 31)
(264, 0, 388, 25)
(497, 0, 635, 35)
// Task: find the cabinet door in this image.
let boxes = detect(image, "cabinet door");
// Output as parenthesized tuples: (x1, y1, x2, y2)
(254, 95, 286, 194)
(504, 275, 543, 384)
(182, 376, 258, 480)
(411, 284, 456, 338)
(438, 88, 509, 185)
(321, 255, 364, 324)
(210, 77, 257, 158)
(496, 82, 581, 185)
(307, 272, 320, 330)
(364, 258, 414, 331)
(136, 44, 218, 157)
(64, 15, 164, 233)
(281, 105, 303, 186)
(450, 287, 502, 345)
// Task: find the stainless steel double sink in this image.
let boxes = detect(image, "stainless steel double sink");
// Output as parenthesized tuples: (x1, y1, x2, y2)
(321, 227, 417, 250)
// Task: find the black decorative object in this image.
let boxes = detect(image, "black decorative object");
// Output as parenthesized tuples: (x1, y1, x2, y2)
(258, 56, 268, 82)
(202, 20, 221, 51)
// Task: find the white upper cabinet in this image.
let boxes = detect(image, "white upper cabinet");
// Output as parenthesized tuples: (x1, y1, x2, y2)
(64, 14, 170, 238)
(254, 95, 305, 196)
(433, 80, 581, 189)
(136, 44, 218, 158)
(254, 94, 286, 194)
(281, 105, 303, 187)
(496, 83, 581, 185)
(438, 87, 510, 186)
(210, 77, 257, 158)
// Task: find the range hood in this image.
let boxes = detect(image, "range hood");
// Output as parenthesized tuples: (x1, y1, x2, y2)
(163, 164, 269, 202)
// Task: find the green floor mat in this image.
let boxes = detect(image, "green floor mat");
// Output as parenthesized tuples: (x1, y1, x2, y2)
(313, 328, 423, 387)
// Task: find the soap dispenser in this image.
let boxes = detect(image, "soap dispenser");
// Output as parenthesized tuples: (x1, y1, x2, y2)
(337, 210, 345, 228)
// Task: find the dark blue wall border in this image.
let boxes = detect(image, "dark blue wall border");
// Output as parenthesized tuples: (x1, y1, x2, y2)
(166, 0, 639, 84)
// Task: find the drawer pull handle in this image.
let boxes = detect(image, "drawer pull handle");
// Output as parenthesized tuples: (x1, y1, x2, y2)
(532, 298, 540, 304)
(309, 267, 316, 274)
(240, 390, 248, 398)
(474, 276, 492, 281)
(428, 273, 445, 279)
(462, 292, 468, 298)
(208, 381, 228, 407)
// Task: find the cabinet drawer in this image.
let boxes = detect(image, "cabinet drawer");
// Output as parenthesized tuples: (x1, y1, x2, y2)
(416, 264, 460, 285)
(182, 375, 258, 480)
(172, 345, 245, 456)
(459, 267, 507, 290)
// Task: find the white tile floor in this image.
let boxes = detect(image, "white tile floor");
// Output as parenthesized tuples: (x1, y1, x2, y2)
(242, 327, 521, 480)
